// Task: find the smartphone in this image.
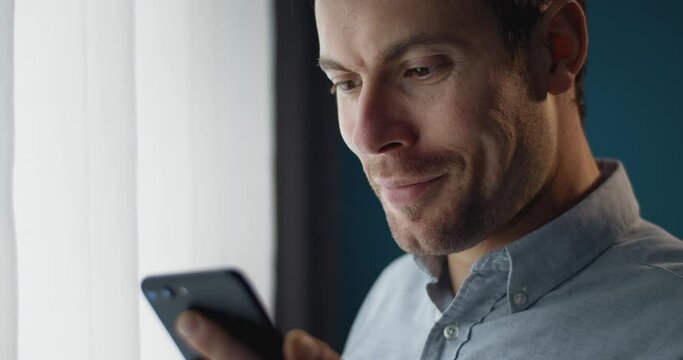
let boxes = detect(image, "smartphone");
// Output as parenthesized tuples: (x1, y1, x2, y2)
(141, 268, 283, 360)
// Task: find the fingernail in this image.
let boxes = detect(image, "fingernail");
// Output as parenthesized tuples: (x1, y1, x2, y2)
(177, 312, 200, 338)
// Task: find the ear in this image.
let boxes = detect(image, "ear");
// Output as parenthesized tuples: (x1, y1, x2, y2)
(530, 0, 588, 96)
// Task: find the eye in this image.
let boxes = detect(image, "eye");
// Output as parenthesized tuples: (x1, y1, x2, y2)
(404, 67, 432, 78)
(330, 79, 361, 94)
(402, 56, 454, 83)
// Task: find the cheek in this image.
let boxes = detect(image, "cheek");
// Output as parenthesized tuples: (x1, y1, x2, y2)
(429, 83, 517, 188)
(415, 71, 489, 137)
(420, 88, 488, 154)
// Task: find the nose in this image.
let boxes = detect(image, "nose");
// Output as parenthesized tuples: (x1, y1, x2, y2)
(351, 82, 417, 155)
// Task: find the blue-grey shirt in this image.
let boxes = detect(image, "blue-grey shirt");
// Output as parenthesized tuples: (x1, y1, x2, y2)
(342, 160, 683, 359)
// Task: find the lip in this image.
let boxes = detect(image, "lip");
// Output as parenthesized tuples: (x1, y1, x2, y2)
(377, 174, 447, 207)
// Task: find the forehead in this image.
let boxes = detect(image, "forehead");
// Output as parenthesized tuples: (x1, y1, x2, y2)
(315, 0, 500, 68)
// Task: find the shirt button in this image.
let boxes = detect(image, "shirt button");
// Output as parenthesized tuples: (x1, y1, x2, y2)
(443, 323, 459, 341)
(513, 291, 528, 306)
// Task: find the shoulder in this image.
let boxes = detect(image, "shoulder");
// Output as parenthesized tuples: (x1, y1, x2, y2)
(609, 219, 683, 280)
(572, 219, 683, 331)
(589, 223, 683, 355)
(353, 254, 426, 315)
(342, 254, 434, 357)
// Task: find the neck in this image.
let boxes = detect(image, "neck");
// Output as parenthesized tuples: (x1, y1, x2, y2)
(447, 109, 600, 293)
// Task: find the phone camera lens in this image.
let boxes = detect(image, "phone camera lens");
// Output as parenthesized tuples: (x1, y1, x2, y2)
(160, 287, 174, 300)
(145, 290, 158, 302)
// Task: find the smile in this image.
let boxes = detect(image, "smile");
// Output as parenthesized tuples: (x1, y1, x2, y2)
(377, 174, 448, 207)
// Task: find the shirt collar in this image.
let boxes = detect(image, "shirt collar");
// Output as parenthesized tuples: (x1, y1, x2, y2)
(413, 160, 640, 313)
(504, 159, 639, 312)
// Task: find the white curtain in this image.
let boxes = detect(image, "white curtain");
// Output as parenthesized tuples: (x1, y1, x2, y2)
(1, 1, 17, 359)
(8, 0, 274, 359)
(135, 1, 275, 358)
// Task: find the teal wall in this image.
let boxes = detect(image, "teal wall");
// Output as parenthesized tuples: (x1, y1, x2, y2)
(585, 1, 683, 237)
(333, 0, 683, 349)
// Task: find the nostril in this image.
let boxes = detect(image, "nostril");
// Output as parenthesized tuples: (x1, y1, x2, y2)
(378, 142, 403, 153)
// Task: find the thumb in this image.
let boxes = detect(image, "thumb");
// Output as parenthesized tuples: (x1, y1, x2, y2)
(283, 329, 341, 360)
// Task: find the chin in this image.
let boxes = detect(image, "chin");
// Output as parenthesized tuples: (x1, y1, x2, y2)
(384, 203, 488, 256)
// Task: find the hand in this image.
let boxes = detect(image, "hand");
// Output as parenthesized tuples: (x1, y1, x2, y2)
(176, 310, 341, 360)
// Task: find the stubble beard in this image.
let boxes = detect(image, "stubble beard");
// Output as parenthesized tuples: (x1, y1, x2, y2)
(365, 152, 494, 256)
(381, 175, 495, 256)
(366, 144, 548, 256)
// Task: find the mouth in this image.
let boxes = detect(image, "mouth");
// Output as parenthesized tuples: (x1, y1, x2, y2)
(377, 174, 448, 207)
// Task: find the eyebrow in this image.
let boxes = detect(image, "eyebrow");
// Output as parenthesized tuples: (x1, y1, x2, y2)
(318, 33, 469, 72)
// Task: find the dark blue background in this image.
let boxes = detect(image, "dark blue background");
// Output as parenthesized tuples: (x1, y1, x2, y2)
(333, 0, 683, 349)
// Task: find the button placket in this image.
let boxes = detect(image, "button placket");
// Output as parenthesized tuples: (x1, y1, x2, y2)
(421, 252, 510, 360)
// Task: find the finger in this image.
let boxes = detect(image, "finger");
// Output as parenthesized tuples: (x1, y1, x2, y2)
(176, 310, 258, 360)
(283, 329, 340, 360)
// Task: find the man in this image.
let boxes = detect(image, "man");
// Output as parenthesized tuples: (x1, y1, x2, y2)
(176, 0, 683, 358)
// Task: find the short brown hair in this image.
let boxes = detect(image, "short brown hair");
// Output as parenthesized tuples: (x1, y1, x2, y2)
(487, 0, 588, 124)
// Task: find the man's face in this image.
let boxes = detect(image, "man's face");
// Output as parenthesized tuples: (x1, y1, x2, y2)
(316, 0, 557, 255)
